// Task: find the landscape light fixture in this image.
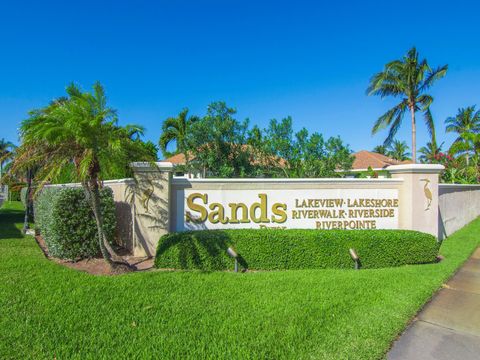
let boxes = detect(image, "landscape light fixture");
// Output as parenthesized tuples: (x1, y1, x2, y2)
(349, 248, 360, 270)
(227, 247, 239, 273)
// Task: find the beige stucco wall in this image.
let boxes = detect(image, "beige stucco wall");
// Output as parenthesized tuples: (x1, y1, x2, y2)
(439, 184, 480, 240)
(388, 164, 444, 237)
(131, 165, 172, 257)
(105, 179, 135, 252)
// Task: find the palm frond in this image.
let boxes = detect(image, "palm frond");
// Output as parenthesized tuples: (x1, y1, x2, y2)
(420, 64, 448, 92)
(372, 99, 408, 135)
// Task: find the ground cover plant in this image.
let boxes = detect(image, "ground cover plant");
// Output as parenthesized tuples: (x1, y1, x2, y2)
(1, 201, 479, 359)
(155, 229, 439, 270)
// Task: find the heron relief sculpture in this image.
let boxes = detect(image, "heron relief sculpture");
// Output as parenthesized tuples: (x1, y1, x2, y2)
(140, 180, 155, 213)
(420, 178, 433, 211)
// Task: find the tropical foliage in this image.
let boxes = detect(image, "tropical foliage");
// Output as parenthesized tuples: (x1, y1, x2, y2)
(0, 138, 16, 181)
(388, 140, 411, 161)
(160, 102, 354, 178)
(445, 106, 480, 166)
(159, 108, 198, 165)
(368, 47, 447, 162)
(372, 145, 387, 155)
(8, 82, 154, 270)
(416, 106, 480, 184)
(419, 140, 443, 163)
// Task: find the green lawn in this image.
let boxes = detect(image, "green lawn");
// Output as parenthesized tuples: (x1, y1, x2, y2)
(1, 201, 479, 360)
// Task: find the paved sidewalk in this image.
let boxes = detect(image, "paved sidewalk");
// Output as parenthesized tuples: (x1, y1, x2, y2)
(388, 248, 480, 360)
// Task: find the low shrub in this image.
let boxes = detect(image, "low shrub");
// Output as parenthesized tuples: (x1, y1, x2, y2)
(155, 229, 439, 271)
(34, 187, 116, 260)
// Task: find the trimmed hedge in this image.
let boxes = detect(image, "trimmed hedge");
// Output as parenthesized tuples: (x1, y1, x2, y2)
(155, 229, 440, 271)
(20, 187, 29, 207)
(34, 187, 116, 260)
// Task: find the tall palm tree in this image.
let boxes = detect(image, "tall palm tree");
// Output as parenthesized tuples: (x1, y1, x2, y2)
(388, 140, 411, 161)
(11, 82, 153, 271)
(159, 108, 199, 166)
(367, 47, 447, 162)
(446, 106, 480, 165)
(0, 138, 16, 181)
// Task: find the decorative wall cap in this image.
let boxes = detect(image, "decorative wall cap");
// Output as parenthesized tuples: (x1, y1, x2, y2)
(172, 177, 404, 185)
(130, 162, 174, 172)
(387, 164, 444, 174)
(439, 183, 480, 189)
(45, 178, 136, 188)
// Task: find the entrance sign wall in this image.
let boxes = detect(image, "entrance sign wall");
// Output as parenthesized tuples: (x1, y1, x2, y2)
(122, 163, 446, 256)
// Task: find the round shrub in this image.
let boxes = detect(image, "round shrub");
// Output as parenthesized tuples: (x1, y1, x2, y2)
(34, 187, 116, 260)
(155, 229, 440, 271)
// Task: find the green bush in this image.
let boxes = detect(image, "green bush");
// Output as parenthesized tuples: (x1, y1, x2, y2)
(34, 187, 116, 260)
(155, 229, 439, 271)
(20, 187, 28, 207)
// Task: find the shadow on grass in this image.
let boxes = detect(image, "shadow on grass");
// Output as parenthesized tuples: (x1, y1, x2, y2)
(0, 204, 24, 239)
(157, 230, 248, 271)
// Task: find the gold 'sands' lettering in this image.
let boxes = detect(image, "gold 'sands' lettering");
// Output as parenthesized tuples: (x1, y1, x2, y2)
(186, 193, 288, 224)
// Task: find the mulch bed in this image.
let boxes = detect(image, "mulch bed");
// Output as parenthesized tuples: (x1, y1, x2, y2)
(34, 234, 154, 276)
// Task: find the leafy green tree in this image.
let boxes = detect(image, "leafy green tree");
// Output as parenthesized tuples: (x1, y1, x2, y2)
(388, 140, 411, 161)
(182, 103, 353, 178)
(372, 145, 387, 155)
(159, 108, 199, 170)
(367, 47, 447, 162)
(11, 82, 154, 271)
(446, 106, 480, 166)
(187, 102, 253, 177)
(0, 138, 16, 181)
(257, 117, 353, 177)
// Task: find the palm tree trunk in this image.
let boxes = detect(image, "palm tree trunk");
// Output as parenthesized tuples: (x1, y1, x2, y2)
(410, 106, 417, 163)
(83, 179, 133, 271)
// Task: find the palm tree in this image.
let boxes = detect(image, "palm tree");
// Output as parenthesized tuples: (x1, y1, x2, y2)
(367, 47, 447, 162)
(419, 140, 444, 163)
(159, 108, 199, 167)
(11, 82, 153, 271)
(388, 140, 411, 161)
(449, 132, 480, 166)
(446, 106, 480, 165)
(372, 145, 388, 155)
(0, 138, 16, 181)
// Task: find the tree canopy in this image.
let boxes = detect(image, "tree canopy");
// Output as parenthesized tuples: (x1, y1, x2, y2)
(161, 101, 354, 178)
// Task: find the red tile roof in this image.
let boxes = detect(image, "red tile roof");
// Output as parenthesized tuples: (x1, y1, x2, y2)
(352, 150, 412, 170)
(164, 152, 188, 164)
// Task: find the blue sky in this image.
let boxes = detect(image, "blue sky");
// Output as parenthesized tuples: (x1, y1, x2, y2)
(1, 0, 479, 157)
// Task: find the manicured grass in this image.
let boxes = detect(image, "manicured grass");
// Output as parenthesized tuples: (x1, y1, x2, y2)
(1, 201, 479, 359)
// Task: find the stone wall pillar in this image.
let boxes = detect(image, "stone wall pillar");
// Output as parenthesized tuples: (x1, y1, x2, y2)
(387, 164, 444, 237)
(130, 162, 173, 257)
